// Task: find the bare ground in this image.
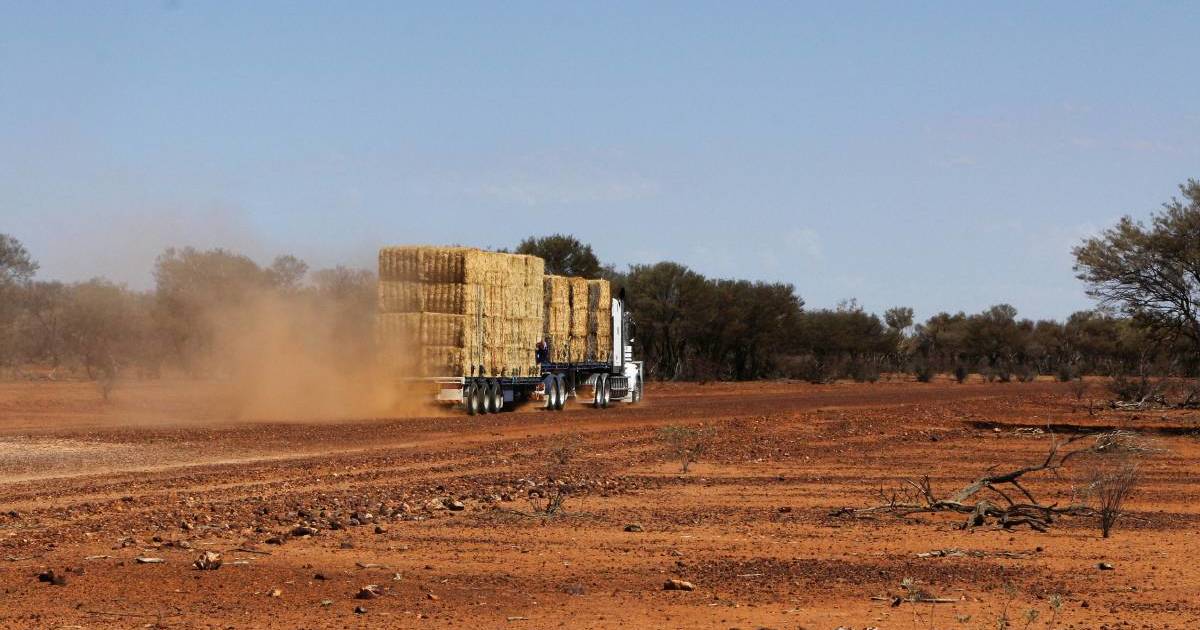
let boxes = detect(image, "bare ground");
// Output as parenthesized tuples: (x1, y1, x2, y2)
(1, 378, 1198, 629)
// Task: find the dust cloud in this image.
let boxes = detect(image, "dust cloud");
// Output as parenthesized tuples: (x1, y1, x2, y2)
(202, 294, 422, 422)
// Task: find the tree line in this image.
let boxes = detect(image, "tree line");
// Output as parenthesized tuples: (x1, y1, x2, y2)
(2, 178, 1198, 386)
(0, 241, 376, 383)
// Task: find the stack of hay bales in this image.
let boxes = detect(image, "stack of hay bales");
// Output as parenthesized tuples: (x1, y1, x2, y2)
(377, 246, 544, 377)
(586, 279, 612, 362)
(541, 275, 613, 363)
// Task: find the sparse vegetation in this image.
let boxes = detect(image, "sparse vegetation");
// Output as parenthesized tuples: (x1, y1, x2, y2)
(659, 424, 714, 474)
(1086, 460, 1141, 538)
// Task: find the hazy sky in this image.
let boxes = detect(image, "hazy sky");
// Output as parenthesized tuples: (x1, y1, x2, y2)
(3, 2, 1198, 320)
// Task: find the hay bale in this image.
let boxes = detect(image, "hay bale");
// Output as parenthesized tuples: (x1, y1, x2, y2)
(543, 275, 572, 362)
(587, 279, 612, 362)
(567, 277, 589, 338)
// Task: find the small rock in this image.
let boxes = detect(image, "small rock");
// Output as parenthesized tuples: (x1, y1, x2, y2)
(445, 500, 465, 512)
(180, 521, 193, 531)
(374, 525, 387, 534)
(356, 585, 381, 600)
(268, 588, 283, 598)
(426, 592, 440, 601)
(291, 526, 319, 537)
(319, 599, 333, 607)
(624, 523, 644, 532)
(1081, 600, 1090, 608)
(135, 557, 165, 564)
(425, 498, 446, 511)
(1098, 562, 1114, 570)
(339, 541, 354, 549)
(193, 551, 222, 571)
(354, 606, 368, 614)
(663, 579, 694, 591)
(314, 572, 328, 580)
(265, 536, 285, 545)
(37, 570, 67, 586)
(777, 506, 792, 513)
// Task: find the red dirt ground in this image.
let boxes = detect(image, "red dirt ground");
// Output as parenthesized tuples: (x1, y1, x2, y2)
(1, 378, 1197, 629)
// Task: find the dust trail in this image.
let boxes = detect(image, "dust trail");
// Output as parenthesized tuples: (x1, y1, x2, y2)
(204, 292, 422, 421)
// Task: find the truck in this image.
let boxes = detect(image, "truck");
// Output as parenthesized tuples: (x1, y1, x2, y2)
(376, 246, 643, 414)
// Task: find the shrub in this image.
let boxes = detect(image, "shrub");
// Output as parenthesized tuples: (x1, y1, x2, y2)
(1089, 462, 1139, 538)
(849, 360, 879, 383)
(953, 365, 968, 384)
(914, 363, 935, 383)
(659, 424, 715, 474)
(1016, 364, 1037, 383)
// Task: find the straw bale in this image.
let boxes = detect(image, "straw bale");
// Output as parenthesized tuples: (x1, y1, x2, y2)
(567, 277, 589, 338)
(378, 281, 420, 313)
(586, 279, 613, 362)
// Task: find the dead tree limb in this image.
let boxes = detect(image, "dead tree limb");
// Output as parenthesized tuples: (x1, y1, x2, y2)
(846, 431, 1135, 531)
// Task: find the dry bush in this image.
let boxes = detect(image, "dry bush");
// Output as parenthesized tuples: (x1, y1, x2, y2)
(1070, 431, 1157, 538)
(1089, 463, 1139, 538)
(659, 424, 715, 474)
(547, 433, 583, 467)
(527, 482, 572, 516)
(1069, 378, 1088, 400)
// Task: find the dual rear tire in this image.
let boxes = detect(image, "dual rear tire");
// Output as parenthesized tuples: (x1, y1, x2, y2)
(465, 379, 503, 415)
(543, 375, 566, 411)
(593, 374, 610, 409)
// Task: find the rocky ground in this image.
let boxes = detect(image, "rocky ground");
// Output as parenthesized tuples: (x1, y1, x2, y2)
(0, 378, 1197, 629)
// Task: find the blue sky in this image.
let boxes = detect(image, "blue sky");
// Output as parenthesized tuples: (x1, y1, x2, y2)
(2, 1, 1198, 320)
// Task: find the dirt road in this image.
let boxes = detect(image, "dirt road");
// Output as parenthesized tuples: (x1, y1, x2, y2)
(1, 379, 1197, 628)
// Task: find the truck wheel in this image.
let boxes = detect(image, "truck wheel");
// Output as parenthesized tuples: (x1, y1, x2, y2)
(592, 374, 605, 408)
(599, 374, 611, 408)
(465, 381, 481, 415)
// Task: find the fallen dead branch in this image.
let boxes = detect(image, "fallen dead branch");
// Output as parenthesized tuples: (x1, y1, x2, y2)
(847, 430, 1154, 532)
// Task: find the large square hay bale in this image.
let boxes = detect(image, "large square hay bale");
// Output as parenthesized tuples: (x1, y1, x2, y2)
(586, 279, 612, 361)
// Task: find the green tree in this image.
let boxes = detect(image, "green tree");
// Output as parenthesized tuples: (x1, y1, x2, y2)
(0, 234, 39, 370)
(0, 234, 38, 285)
(516, 234, 602, 278)
(1074, 179, 1200, 355)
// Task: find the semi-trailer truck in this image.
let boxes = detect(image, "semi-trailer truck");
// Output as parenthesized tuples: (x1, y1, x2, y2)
(376, 246, 643, 414)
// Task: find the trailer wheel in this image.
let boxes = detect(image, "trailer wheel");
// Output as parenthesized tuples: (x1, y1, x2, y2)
(486, 380, 502, 413)
(553, 375, 567, 411)
(631, 376, 643, 404)
(465, 381, 481, 415)
(542, 376, 556, 410)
